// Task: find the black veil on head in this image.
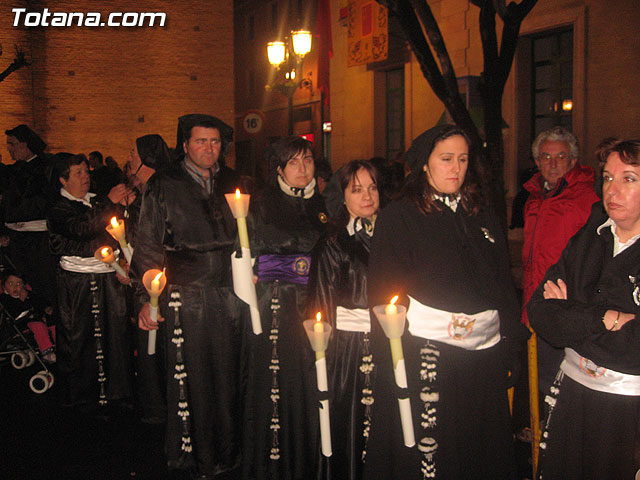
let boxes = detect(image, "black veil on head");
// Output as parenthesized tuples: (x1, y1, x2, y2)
(402, 124, 485, 214)
(175, 114, 234, 163)
(136, 134, 171, 171)
(404, 124, 466, 176)
(5, 124, 47, 156)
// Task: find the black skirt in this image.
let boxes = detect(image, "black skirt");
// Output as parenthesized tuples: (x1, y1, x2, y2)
(537, 372, 640, 480)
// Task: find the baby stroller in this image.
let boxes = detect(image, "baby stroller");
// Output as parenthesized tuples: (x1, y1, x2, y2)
(0, 303, 55, 394)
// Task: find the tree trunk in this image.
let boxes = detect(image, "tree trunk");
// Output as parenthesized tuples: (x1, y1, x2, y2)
(381, 0, 538, 225)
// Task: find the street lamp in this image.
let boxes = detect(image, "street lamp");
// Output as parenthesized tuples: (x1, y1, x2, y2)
(266, 30, 313, 135)
(267, 41, 286, 66)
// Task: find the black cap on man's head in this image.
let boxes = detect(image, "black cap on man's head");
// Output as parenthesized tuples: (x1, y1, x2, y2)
(175, 114, 233, 161)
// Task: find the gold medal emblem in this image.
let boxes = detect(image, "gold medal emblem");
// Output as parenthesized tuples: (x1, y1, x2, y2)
(293, 257, 310, 276)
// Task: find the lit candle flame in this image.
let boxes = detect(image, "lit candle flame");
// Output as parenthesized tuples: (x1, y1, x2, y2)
(101, 247, 110, 257)
(390, 295, 399, 305)
(110, 217, 119, 228)
(235, 188, 241, 198)
(313, 312, 324, 333)
(151, 271, 163, 291)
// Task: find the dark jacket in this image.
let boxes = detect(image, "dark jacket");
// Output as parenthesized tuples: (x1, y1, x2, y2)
(47, 193, 121, 258)
(2, 155, 56, 223)
(528, 202, 640, 375)
(130, 161, 237, 299)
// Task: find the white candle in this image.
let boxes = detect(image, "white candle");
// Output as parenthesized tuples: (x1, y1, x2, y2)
(373, 296, 415, 448)
(226, 189, 262, 335)
(303, 312, 332, 457)
(105, 217, 133, 264)
(149, 272, 163, 312)
(225, 189, 251, 249)
(384, 296, 404, 369)
(94, 246, 128, 278)
(143, 269, 166, 356)
(314, 313, 325, 361)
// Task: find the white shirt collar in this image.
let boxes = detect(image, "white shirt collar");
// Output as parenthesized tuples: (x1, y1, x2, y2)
(60, 188, 96, 208)
(277, 175, 316, 199)
(597, 218, 640, 256)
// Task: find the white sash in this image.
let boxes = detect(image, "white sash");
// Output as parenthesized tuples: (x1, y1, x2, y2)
(60, 255, 114, 274)
(335, 306, 370, 332)
(560, 348, 640, 396)
(5, 219, 48, 232)
(406, 295, 501, 350)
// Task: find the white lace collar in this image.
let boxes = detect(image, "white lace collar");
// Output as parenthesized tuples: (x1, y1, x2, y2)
(346, 215, 376, 236)
(433, 193, 461, 212)
(277, 175, 316, 199)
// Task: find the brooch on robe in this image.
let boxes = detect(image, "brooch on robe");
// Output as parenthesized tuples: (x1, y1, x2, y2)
(480, 227, 495, 243)
(628, 275, 640, 306)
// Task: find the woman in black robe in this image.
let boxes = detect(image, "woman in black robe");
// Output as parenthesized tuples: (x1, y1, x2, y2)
(307, 160, 380, 480)
(528, 139, 640, 479)
(242, 136, 328, 480)
(48, 154, 134, 408)
(362, 125, 528, 480)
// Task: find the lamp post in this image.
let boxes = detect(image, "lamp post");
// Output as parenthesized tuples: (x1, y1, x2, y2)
(266, 30, 312, 135)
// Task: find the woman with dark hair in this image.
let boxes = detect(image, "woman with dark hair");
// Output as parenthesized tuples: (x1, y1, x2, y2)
(307, 159, 380, 479)
(242, 136, 329, 480)
(48, 154, 135, 408)
(363, 125, 527, 479)
(528, 138, 640, 479)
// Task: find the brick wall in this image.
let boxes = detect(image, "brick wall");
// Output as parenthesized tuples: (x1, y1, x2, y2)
(0, 0, 32, 163)
(0, 0, 234, 166)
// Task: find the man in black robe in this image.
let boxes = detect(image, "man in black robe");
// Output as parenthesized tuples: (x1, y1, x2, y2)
(132, 115, 243, 479)
(3, 125, 58, 309)
(125, 134, 171, 424)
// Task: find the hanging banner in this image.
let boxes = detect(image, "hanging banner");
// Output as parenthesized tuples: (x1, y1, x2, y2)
(347, 0, 388, 67)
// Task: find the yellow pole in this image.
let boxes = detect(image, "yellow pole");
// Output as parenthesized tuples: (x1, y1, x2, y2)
(508, 385, 514, 415)
(527, 328, 541, 476)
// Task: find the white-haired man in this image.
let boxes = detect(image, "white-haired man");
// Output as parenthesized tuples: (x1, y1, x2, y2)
(522, 126, 600, 398)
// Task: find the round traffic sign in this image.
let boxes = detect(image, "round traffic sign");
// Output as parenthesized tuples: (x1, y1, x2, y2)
(242, 110, 265, 135)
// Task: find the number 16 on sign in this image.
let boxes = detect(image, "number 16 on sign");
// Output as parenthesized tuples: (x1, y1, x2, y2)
(242, 110, 265, 135)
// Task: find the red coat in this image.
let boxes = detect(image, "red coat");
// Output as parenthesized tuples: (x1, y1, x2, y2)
(521, 164, 600, 325)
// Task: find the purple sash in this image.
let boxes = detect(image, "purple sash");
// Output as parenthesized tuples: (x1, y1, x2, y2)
(256, 254, 312, 285)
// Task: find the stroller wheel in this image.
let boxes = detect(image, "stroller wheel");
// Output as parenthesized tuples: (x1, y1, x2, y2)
(29, 370, 50, 394)
(26, 350, 36, 367)
(46, 371, 54, 388)
(11, 351, 29, 369)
